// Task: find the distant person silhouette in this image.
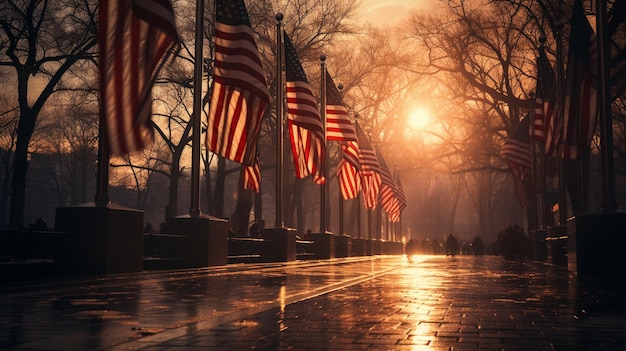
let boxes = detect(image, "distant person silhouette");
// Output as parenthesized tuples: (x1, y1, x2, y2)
(472, 236, 485, 256)
(446, 233, 459, 256)
(405, 238, 417, 262)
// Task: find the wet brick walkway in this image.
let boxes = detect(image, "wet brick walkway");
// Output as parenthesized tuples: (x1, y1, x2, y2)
(1, 255, 625, 350)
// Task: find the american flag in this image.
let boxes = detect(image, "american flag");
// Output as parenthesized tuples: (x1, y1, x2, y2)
(242, 160, 260, 192)
(500, 116, 532, 209)
(376, 152, 399, 220)
(391, 174, 407, 223)
(323, 70, 360, 198)
(325, 71, 357, 142)
(337, 141, 361, 199)
(355, 122, 381, 209)
(533, 45, 558, 157)
(99, 0, 179, 155)
(338, 159, 361, 200)
(207, 0, 270, 166)
(284, 31, 325, 184)
(561, 0, 597, 159)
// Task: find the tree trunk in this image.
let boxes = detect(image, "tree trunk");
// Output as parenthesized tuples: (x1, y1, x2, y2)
(446, 176, 463, 233)
(254, 183, 262, 224)
(231, 168, 253, 236)
(205, 148, 213, 216)
(215, 156, 226, 218)
(9, 105, 36, 229)
(167, 152, 181, 219)
(0, 150, 11, 224)
(80, 148, 88, 204)
(295, 179, 303, 234)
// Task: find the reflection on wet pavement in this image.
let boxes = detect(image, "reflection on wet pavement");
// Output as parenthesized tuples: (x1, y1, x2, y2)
(1, 255, 625, 350)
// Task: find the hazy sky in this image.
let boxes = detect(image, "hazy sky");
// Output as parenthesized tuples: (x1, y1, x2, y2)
(359, 0, 435, 26)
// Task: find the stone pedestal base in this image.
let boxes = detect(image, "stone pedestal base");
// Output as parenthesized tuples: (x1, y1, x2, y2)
(351, 238, 366, 256)
(262, 227, 297, 262)
(382, 241, 399, 255)
(547, 226, 567, 265)
(334, 234, 351, 258)
(567, 211, 626, 283)
(364, 239, 374, 256)
(529, 229, 548, 261)
(309, 232, 335, 259)
(55, 203, 143, 275)
(169, 215, 228, 267)
(372, 239, 383, 255)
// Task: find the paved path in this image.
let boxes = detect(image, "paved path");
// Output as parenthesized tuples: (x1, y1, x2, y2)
(1, 255, 624, 350)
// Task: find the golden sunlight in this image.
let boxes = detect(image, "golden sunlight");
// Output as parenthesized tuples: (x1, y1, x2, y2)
(408, 107, 432, 130)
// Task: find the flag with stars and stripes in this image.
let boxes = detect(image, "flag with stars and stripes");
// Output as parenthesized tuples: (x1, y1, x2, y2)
(99, 0, 179, 155)
(376, 152, 405, 222)
(324, 70, 360, 198)
(337, 141, 361, 199)
(561, 0, 598, 159)
(242, 160, 260, 192)
(390, 174, 407, 223)
(355, 123, 381, 209)
(207, 0, 270, 166)
(376, 152, 399, 220)
(284, 31, 325, 184)
(533, 45, 559, 159)
(325, 72, 357, 142)
(500, 116, 532, 209)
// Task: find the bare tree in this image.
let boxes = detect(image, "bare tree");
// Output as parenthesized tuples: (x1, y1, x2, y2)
(0, 0, 97, 228)
(39, 101, 98, 206)
(397, 0, 541, 235)
(0, 98, 19, 224)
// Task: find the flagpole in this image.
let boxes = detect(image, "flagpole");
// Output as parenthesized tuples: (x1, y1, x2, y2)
(380, 213, 390, 241)
(356, 194, 362, 238)
(189, 0, 204, 218)
(377, 205, 382, 241)
(355, 113, 361, 238)
(537, 35, 551, 228)
(393, 212, 402, 242)
(596, 0, 617, 211)
(367, 208, 372, 241)
(529, 106, 538, 231)
(394, 167, 399, 242)
(275, 13, 285, 228)
(555, 20, 567, 225)
(320, 55, 327, 233)
(337, 83, 345, 234)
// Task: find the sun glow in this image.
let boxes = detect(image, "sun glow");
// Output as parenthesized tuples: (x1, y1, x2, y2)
(408, 107, 432, 130)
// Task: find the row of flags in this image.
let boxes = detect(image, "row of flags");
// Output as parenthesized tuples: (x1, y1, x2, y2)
(282, 28, 406, 222)
(98, 0, 406, 221)
(502, 0, 598, 208)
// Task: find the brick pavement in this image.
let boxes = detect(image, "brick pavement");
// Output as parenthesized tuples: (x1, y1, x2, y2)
(1, 255, 625, 351)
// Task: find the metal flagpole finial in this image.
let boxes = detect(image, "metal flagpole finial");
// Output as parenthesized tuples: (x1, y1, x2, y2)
(320, 54, 326, 62)
(276, 13, 283, 22)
